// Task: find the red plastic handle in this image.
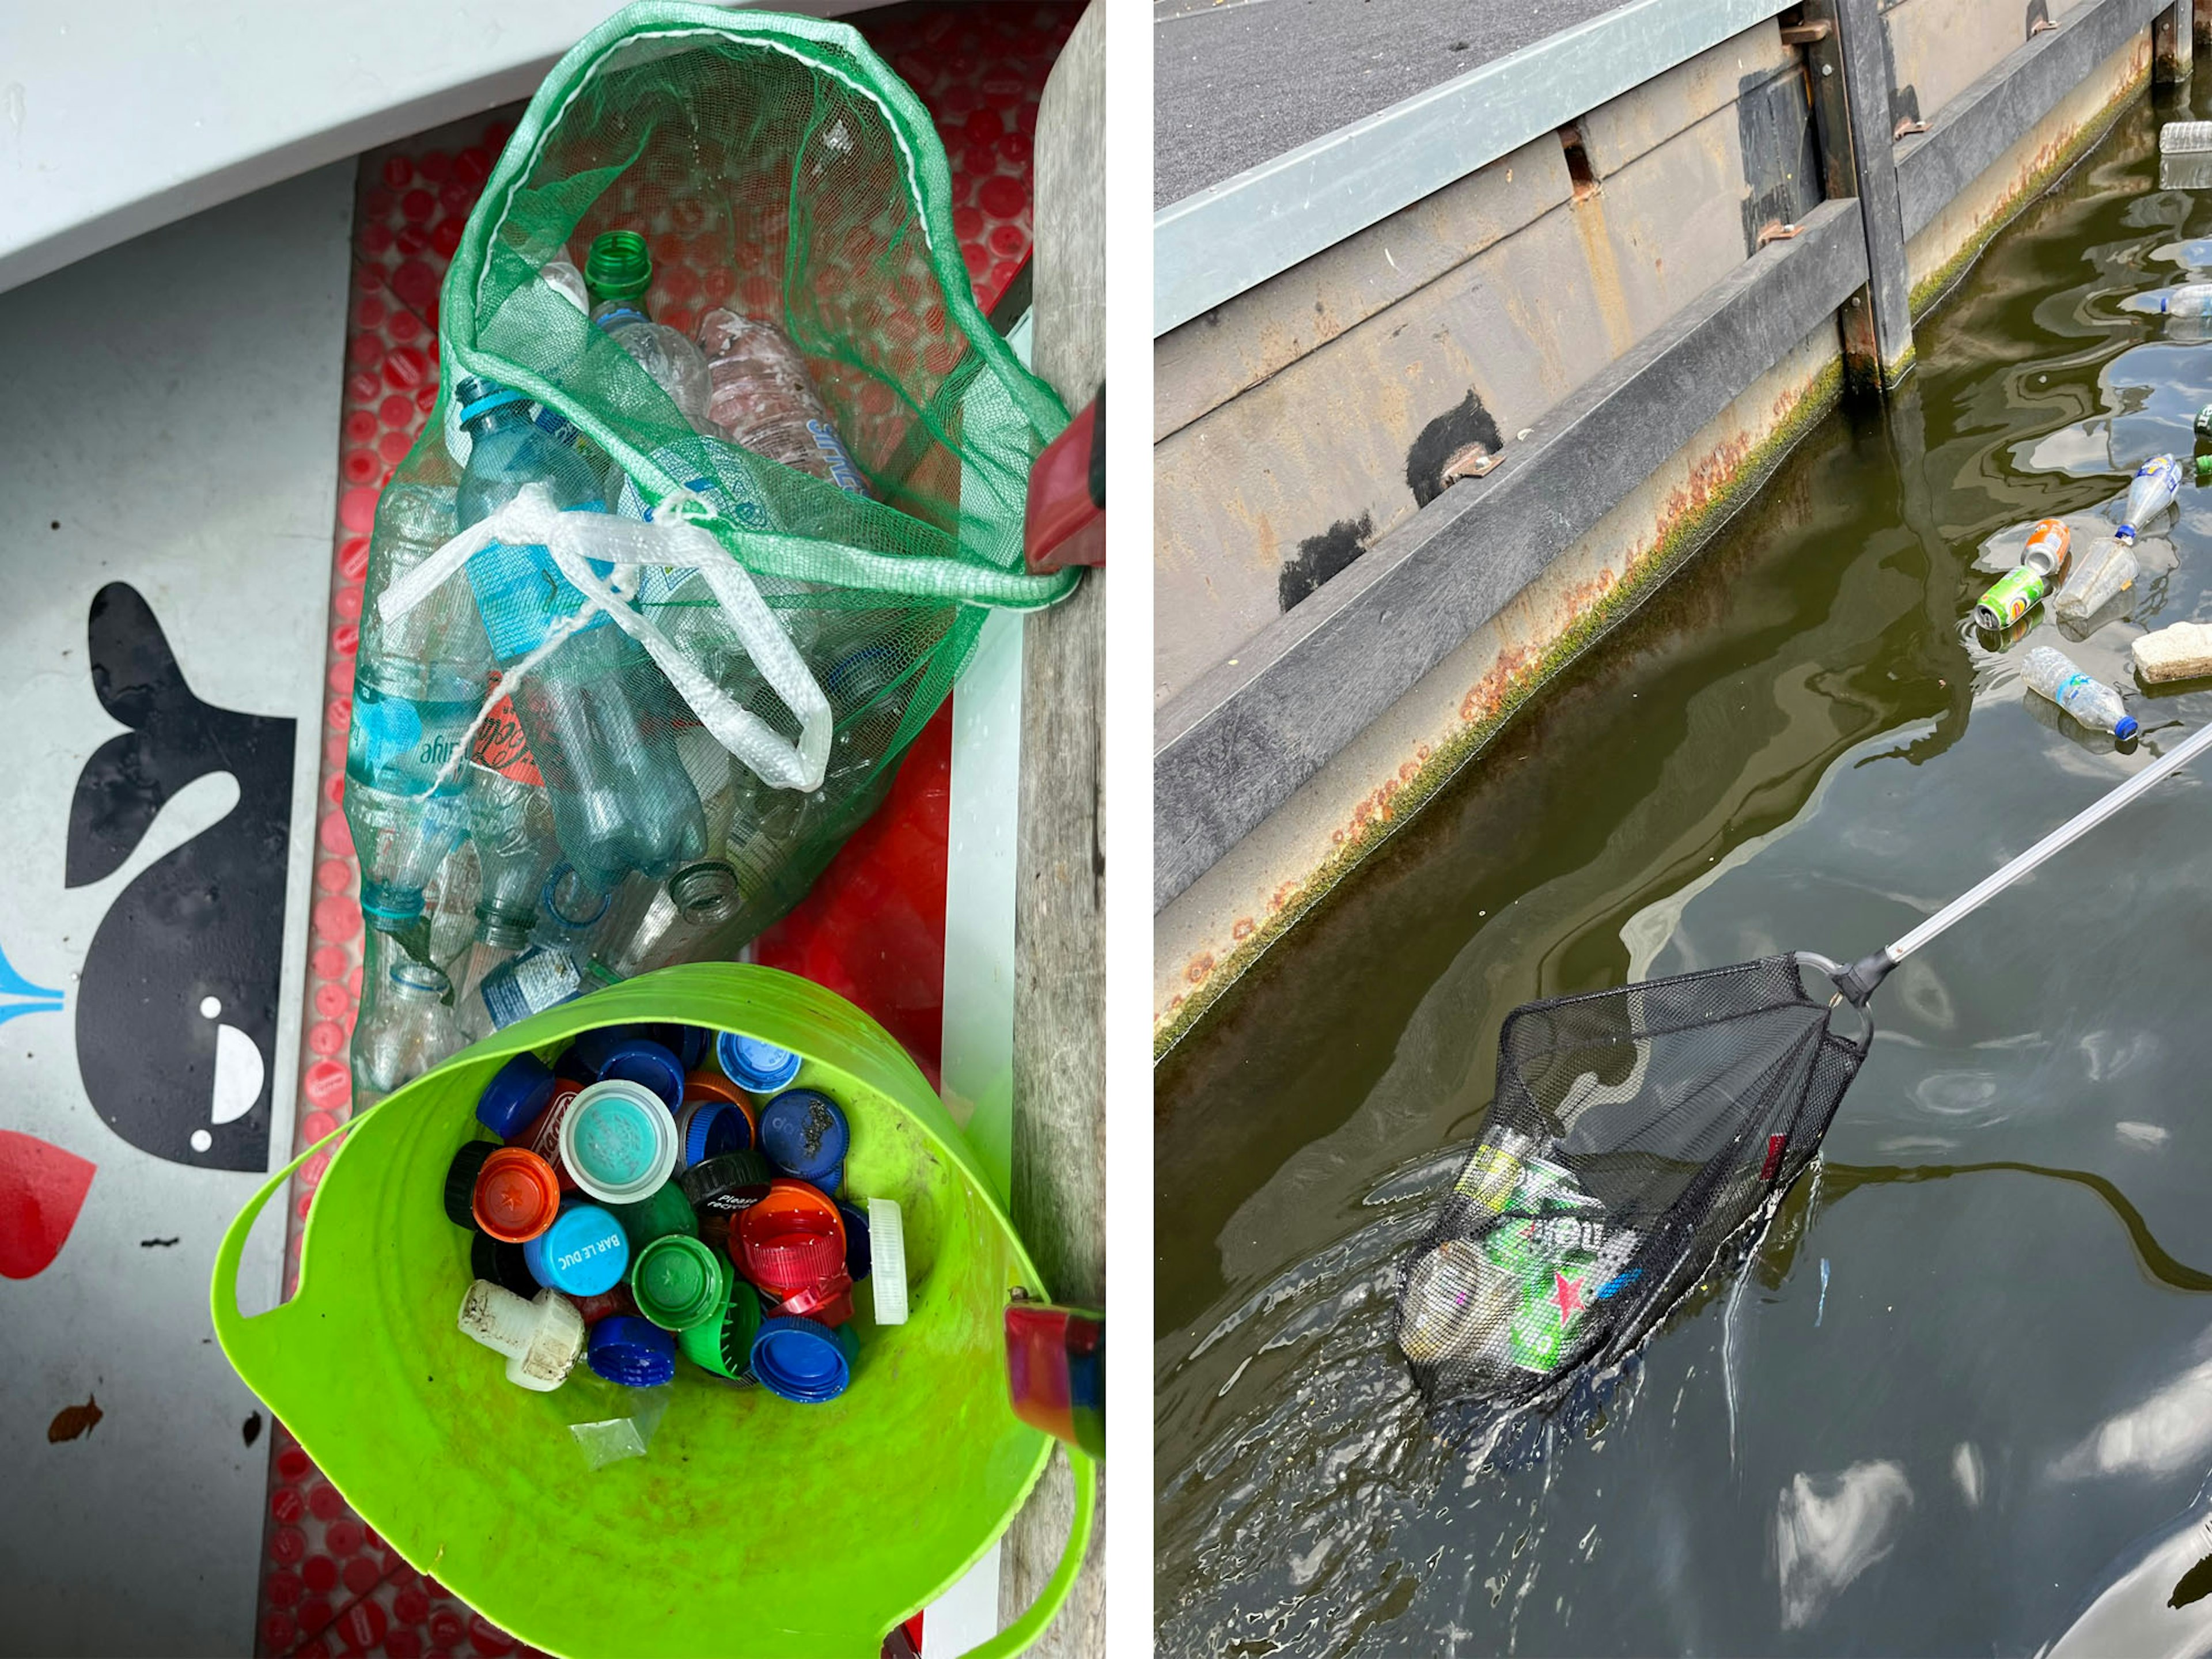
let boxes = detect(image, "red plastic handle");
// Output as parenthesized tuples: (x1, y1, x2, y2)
(1024, 388, 1104, 575)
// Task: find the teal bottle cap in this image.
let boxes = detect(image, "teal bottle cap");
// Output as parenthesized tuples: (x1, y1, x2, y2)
(559, 1078, 679, 1205)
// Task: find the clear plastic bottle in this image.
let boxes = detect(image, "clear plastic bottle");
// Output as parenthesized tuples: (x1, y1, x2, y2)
(2117, 455, 2182, 544)
(353, 939, 464, 1101)
(2160, 283, 2212, 316)
(592, 860, 743, 979)
(2020, 644, 2140, 738)
(424, 840, 482, 979)
(457, 865, 612, 1041)
(465, 759, 559, 951)
(347, 483, 489, 931)
(696, 308, 872, 493)
(583, 232, 713, 431)
(2052, 536, 2139, 626)
(453, 374, 709, 893)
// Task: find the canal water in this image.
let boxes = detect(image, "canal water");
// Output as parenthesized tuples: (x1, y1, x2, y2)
(1156, 75, 2212, 1657)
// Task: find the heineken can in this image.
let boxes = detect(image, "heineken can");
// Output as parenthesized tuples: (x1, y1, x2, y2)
(1973, 564, 2046, 632)
(1483, 1215, 1641, 1376)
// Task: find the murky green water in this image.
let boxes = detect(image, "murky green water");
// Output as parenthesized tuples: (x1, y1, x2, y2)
(1157, 75, 2212, 1657)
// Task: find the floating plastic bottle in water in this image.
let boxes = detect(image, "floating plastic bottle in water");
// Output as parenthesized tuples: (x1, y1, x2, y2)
(2020, 645, 2139, 738)
(2117, 456, 2182, 544)
(354, 942, 464, 1100)
(2052, 536, 2139, 627)
(453, 374, 709, 893)
(2158, 284, 2212, 316)
(2161, 120, 2212, 154)
(697, 309, 872, 493)
(347, 483, 489, 931)
(584, 232, 713, 431)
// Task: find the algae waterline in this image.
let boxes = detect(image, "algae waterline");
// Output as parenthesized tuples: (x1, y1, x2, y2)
(1158, 68, 2212, 1657)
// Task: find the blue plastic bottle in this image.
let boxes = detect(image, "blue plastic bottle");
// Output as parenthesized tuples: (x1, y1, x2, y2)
(347, 482, 487, 929)
(452, 376, 709, 894)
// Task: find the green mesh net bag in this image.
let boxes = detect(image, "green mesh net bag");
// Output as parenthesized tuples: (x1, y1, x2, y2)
(367, 0, 1072, 935)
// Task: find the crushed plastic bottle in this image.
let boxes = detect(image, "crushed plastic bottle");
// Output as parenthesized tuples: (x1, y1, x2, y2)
(353, 940, 464, 1101)
(2020, 644, 2139, 738)
(453, 374, 709, 893)
(2052, 536, 2139, 626)
(347, 483, 488, 931)
(2116, 455, 2182, 544)
(697, 308, 872, 493)
(584, 232, 713, 432)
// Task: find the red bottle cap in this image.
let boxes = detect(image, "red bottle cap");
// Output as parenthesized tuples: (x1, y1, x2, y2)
(472, 1147, 562, 1243)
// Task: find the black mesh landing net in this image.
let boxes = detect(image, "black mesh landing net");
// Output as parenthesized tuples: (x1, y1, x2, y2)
(1396, 954, 1870, 1414)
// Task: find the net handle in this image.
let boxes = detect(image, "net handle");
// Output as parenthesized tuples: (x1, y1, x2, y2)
(1835, 717, 2212, 1003)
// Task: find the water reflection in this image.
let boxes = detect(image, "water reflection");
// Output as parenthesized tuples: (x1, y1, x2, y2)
(1775, 1460, 1913, 1630)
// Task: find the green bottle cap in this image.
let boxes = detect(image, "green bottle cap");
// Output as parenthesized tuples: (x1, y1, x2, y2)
(677, 1281, 763, 1380)
(2196, 453, 2212, 484)
(630, 1233, 725, 1331)
(584, 230, 652, 302)
(611, 1180, 699, 1253)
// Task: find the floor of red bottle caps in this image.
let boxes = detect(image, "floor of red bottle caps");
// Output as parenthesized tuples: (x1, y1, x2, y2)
(0, 6, 1078, 1655)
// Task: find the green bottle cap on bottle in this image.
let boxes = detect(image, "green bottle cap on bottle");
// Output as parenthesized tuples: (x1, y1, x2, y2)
(584, 230, 652, 303)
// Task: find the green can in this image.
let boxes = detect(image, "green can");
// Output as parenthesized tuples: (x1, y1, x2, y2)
(1974, 565, 2046, 632)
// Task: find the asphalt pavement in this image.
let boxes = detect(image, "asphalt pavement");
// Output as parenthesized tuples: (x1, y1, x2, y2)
(1155, 0, 1632, 206)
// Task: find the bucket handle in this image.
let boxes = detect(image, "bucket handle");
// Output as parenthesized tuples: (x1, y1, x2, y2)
(209, 1111, 372, 1383)
(965, 1448, 1097, 1659)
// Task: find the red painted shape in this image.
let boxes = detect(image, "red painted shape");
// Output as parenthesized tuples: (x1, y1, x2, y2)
(1760, 1134, 1788, 1181)
(0, 1130, 96, 1280)
(756, 703, 953, 1088)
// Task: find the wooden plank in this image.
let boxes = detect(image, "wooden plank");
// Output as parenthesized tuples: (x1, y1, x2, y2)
(1002, 3, 1105, 1653)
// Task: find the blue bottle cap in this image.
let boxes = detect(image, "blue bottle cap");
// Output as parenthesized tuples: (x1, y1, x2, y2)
(569, 1026, 642, 1077)
(642, 1024, 710, 1070)
(681, 1101, 748, 1169)
(586, 1316, 677, 1388)
(2118, 715, 2141, 740)
(476, 1052, 558, 1139)
(597, 1039, 685, 1110)
(522, 1202, 630, 1297)
(718, 1032, 801, 1094)
(553, 1047, 597, 1084)
(836, 1200, 871, 1282)
(751, 1316, 858, 1403)
(759, 1089, 850, 1181)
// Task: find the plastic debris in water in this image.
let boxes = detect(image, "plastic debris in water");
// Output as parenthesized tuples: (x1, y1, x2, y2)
(1816, 1257, 1830, 1328)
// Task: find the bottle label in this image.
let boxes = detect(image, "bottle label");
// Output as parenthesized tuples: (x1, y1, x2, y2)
(805, 419, 870, 497)
(469, 670, 544, 787)
(349, 683, 475, 796)
(2056, 671, 2094, 708)
(479, 946, 582, 1029)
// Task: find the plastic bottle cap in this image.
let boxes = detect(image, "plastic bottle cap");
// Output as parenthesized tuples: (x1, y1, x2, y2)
(678, 1282, 763, 1380)
(559, 1078, 679, 1205)
(680, 1068, 756, 1111)
(598, 1039, 685, 1110)
(658, 1025, 712, 1070)
(776, 1272, 855, 1326)
(586, 1315, 677, 1388)
(516, 1082, 585, 1192)
(751, 1316, 857, 1403)
(718, 1032, 802, 1094)
(811, 1165, 844, 1198)
(472, 1147, 563, 1243)
(476, 1052, 558, 1139)
(470, 1232, 540, 1298)
(677, 1150, 774, 1224)
(836, 1200, 872, 1282)
(734, 1181, 849, 1295)
(677, 1099, 752, 1168)
(2118, 715, 2141, 740)
(631, 1233, 728, 1331)
(868, 1198, 908, 1326)
(567, 1025, 642, 1078)
(759, 1089, 850, 1181)
(570, 1285, 639, 1327)
(609, 1180, 699, 1252)
(444, 1141, 497, 1229)
(522, 1202, 630, 1297)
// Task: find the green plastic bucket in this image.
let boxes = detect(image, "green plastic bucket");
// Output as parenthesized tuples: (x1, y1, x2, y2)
(213, 964, 1092, 1657)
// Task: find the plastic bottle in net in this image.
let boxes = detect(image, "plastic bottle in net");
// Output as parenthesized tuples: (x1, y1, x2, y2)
(347, 483, 488, 931)
(457, 865, 612, 1042)
(592, 860, 744, 979)
(698, 308, 872, 492)
(464, 683, 559, 952)
(584, 231, 713, 432)
(353, 935, 464, 1103)
(2021, 645, 2140, 738)
(453, 374, 709, 893)
(423, 839, 482, 980)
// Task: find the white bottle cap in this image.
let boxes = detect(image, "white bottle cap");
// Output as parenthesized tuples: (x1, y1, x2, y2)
(868, 1197, 908, 1325)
